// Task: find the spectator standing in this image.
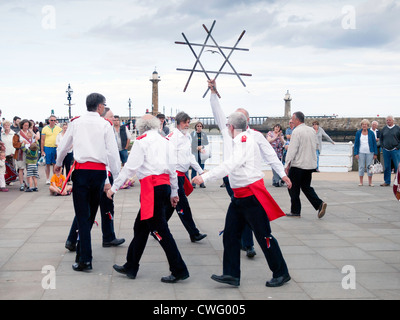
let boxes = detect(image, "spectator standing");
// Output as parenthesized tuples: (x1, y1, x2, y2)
(41, 115, 62, 184)
(56, 122, 73, 181)
(267, 124, 285, 187)
(190, 121, 209, 188)
(380, 115, 400, 186)
(1, 120, 16, 168)
(371, 121, 381, 161)
(312, 121, 335, 171)
(354, 119, 378, 187)
(10, 116, 21, 134)
(157, 113, 170, 137)
(0, 150, 8, 192)
(113, 115, 131, 165)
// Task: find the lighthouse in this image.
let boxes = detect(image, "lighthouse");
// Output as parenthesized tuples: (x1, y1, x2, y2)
(284, 90, 292, 118)
(150, 69, 161, 116)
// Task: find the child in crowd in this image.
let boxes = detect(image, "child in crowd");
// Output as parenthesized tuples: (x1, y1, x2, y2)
(49, 170, 72, 196)
(21, 142, 39, 192)
(0, 150, 9, 192)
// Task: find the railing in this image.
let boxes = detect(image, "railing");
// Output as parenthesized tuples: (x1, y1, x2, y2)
(203, 136, 354, 173)
(194, 116, 268, 127)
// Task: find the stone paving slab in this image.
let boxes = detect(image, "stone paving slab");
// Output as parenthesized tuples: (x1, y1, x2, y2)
(1, 167, 400, 300)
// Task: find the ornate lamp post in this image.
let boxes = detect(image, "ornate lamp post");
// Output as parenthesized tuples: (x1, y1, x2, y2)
(65, 84, 74, 119)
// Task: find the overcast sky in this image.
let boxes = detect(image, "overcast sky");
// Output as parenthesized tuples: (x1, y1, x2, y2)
(0, 0, 399, 122)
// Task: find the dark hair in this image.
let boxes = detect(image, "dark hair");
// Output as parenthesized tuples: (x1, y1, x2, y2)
(13, 116, 21, 122)
(312, 120, 319, 125)
(19, 119, 31, 129)
(156, 114, 166, 119)
(274, 124, 282, 130)
(293, 111, 305, 123)
(86, 93, 106, 112)
(175, 111, 191, 125)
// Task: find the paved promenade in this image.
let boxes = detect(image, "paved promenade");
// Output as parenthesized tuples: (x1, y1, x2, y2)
(1, 167, 399, 300)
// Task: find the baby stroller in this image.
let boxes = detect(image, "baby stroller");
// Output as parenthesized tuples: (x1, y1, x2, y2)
(5, 161, 18, 185)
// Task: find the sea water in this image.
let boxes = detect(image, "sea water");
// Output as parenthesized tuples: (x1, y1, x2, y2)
(204, 135, 354, 172)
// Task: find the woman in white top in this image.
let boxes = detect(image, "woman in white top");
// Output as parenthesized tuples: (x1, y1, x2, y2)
(354, 119, 378, 186)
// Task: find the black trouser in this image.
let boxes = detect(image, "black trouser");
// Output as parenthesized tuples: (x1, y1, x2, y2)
(288, 166, 323, 215)
(223, 176, 254, 248)
(223, 195, 288, 279)
(72, 169, 106, 263)
(67, 174, 116, 244)
(124, 184, 188, 278)
(166, 176, 200, 237)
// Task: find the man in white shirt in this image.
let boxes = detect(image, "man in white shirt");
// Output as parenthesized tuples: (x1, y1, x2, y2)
(193, 112, 290, 288)
(55, 93, 121, 271)
(284, 111, 327, 218)
(208, 80, 291, 258)
(108, 114, 189, 283)
(165, 111, 207, 242)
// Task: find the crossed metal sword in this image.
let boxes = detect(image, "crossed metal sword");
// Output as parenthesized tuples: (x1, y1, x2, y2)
(176, 20, 252, 98)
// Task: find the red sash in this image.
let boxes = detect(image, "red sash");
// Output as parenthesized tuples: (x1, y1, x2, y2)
(232, 179, 286, 222)
(75, 162, 106, 171)
(139, 174, 170, 220)
(177, 171, 193, 196)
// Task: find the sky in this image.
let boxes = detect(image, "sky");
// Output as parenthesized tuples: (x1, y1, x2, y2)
(0, 0, 399, 122)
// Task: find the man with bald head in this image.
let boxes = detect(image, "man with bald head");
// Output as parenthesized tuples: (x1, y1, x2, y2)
(108, 114, 189, 283)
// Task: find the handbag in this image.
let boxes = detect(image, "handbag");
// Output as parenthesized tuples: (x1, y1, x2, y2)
(368, 159, 383, 175)
(199, 144, 212, 161)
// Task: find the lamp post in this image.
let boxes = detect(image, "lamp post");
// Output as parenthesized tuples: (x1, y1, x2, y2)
(65, 84, 74, 119)
(128, 97, 132, 125)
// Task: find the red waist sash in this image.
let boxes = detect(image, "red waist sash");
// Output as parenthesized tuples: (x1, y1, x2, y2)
(139, 174, 170, 220)
(177, 171, 193, 197)
(75, 161, 106, 171)
(232, 179, 285, 222)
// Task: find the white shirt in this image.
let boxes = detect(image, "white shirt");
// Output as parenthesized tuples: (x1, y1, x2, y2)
(201, 131, 264, 188)
(166, 128, 204, 174)
(111, 129, 178, 197)
(210, 93, 286, 178)
(56, 111, 121, 179)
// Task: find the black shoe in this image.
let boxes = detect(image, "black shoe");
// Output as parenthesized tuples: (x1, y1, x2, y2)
(103, 238, 125, 247)
(245, 247, 256, 258)
(286, 213, 301, 218)
(192, 184, 196, 189)
(25, 188, 33, 192)
(318, 202, 327, 219)
(190, 233, 207, 242)
(266, 274, 291, 287)
(72, 262, 92, 272)
(200, 184, 206, 188)
(161, 273, 189, 283)
(65, 240, 76, 252)
(113, 264, 136, 279)
(211, 274, 240, 287)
